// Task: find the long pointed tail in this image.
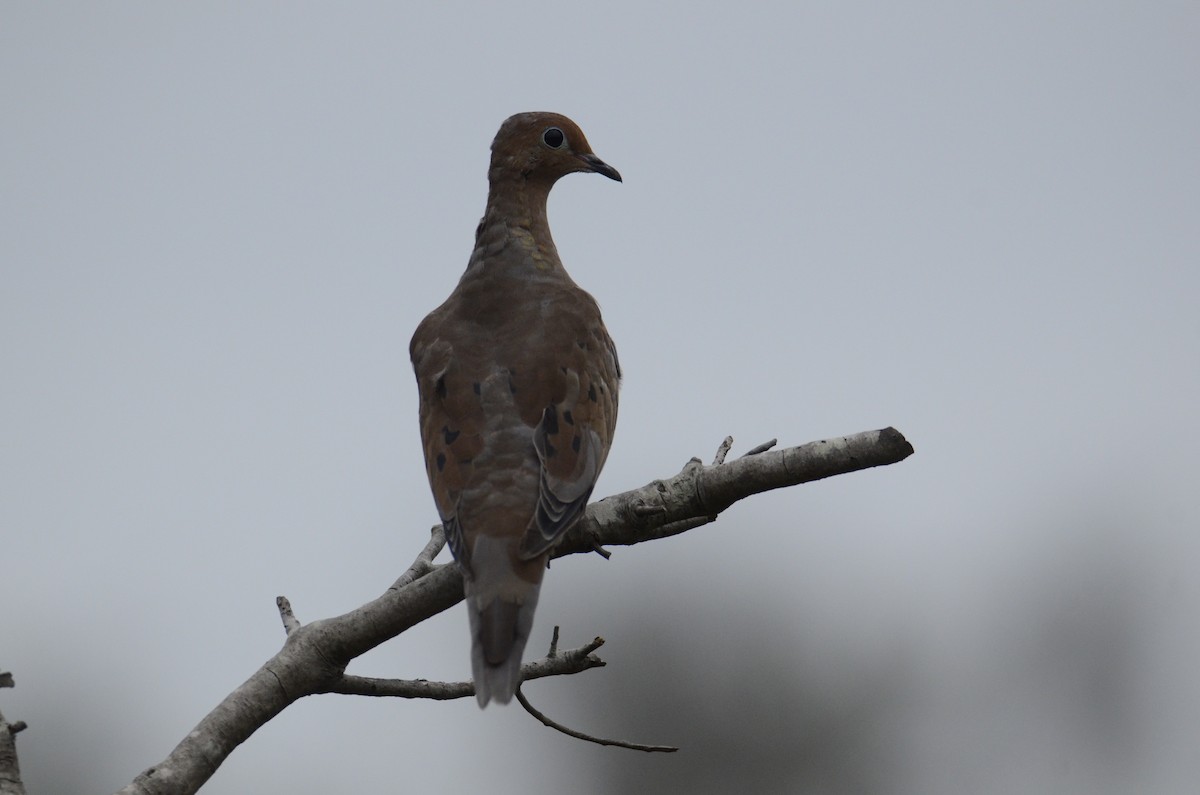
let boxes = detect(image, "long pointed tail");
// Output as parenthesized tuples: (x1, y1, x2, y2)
(466, 587, 540, 707)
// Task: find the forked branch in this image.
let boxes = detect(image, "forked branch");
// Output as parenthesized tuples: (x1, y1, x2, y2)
(112, 427, 913, 795)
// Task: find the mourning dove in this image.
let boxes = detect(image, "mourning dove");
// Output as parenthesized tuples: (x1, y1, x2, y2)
(410, 112, 621, 707)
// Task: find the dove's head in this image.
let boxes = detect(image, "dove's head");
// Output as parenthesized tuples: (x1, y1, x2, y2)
(489, 112, 621, 186)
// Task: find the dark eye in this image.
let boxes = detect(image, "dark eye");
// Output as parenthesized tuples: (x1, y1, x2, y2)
(542, 127, 565, 149)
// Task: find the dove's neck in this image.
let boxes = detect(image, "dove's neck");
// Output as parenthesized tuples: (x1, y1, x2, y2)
(472, 177, 563, 273)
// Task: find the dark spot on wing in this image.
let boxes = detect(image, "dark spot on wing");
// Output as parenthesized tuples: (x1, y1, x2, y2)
(562, 410, 574, 425)
(435, 377, 447, 399)
(443, 426, 460, 445)
(543, 406, 559, 435)
(472, 381, 481, 395)
(436, 453, 446, 471)
(588, 384, 598, 403)
(572, 434, 581, 452)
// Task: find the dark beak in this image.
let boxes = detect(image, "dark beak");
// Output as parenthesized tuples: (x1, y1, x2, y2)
(577, 152, 622, 182)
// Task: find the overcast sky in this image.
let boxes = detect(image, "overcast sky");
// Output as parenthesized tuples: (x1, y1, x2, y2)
(3, 3, 1198, 793)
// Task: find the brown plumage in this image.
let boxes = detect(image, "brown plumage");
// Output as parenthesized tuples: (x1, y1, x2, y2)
(410, 112, 621, 707)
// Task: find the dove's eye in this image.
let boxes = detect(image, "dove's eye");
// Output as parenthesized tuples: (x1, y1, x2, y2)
(542, 127, 566, 149)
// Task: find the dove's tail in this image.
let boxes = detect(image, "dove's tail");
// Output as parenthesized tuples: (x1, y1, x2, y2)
(466, 588, 540, 707)
(462, 535, 545, 707)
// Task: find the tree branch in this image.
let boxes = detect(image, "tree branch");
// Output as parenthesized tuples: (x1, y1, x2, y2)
(515, 688, 679, 753)
(556, 427, 914, 553)
(113, 427, 913, 795)
(327, 635, 606, 699)
(1, 671, 26, 795)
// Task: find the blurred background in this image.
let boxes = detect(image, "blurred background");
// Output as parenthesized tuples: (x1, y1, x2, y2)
(3, 3, 1197, 793)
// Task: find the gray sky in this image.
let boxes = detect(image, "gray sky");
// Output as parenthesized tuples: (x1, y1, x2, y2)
(3, 3, 1198, 793)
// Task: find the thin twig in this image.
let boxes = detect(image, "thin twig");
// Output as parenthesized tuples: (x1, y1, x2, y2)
(741, 438, 777, 457)
(390, 524, 447, 590)
(276, 596, 301, 635)
(327, 637, 607, 698)
(590, 537, 613, 560)
(329, 676, 473, 700)
(516, 687, 678, 753)
(712, 436, 734, 465)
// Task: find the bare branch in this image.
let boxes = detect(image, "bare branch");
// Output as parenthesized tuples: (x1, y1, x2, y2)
(557, 427, 914, 555)
(588, 537, 613, 560)
(327, 637, 607, 699)
(389, 524, 446, 591)
(515, 688, 678, 753)
(330, 676, 474, 701)
(712, 435, 734, 465)
(1, 671, 26, 795)
(742, 438, 777, 456)
(276, 596, 300, 636)
(112, 427, 913, 794)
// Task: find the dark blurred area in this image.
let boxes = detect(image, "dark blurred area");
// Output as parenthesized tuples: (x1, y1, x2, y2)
(550, 513, 1169, 795)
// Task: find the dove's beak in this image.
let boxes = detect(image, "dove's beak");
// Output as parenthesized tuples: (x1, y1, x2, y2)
(577, 153, 622, 182)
